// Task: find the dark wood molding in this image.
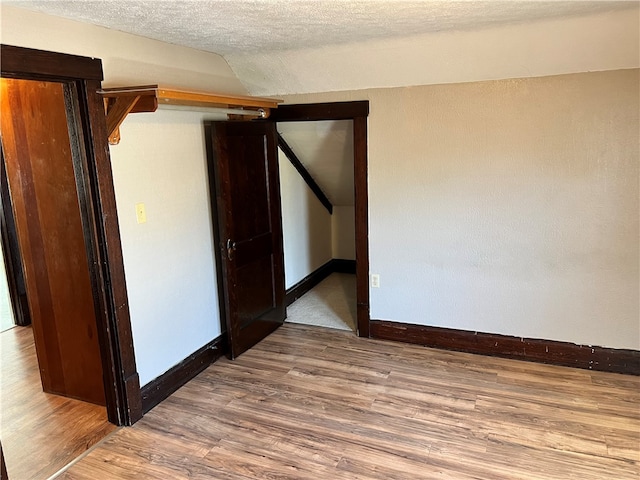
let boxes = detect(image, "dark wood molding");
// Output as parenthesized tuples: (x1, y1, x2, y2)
(141, 335, 227, 414)
(272, 101, 371, 338)
(270, 101, 369, 122)
(1, 45, 141, 425)
(370, 319, 640, 376)
(353, 115, 370, 338)
(285, 260, 334, 306)
(332, 259, 356, 274)
(1, 45, 103, 81)
(80, 78, 142, 424)
(277, 133, 333, 214)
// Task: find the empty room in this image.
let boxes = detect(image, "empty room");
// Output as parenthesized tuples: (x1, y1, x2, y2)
(0, 1, 638, 479)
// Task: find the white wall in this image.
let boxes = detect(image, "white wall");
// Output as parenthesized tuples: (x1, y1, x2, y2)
(332, 206, 355, 261)
(285, 69, 639, 350)
(110, 110, 226, 385)
(279, 148, 332, 289)
(1, 6, 247, 385)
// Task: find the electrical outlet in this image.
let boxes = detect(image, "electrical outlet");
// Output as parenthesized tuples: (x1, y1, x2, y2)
(371, 274, 380, 288)
(135, 203, 147, 224)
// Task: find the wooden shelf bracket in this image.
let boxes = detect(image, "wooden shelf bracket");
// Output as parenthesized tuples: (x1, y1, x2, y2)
(98, 85, 281, 145)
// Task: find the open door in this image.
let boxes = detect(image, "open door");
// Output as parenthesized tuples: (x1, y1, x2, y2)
(205, 121, 285, 359)
(1, 78, 106, 405)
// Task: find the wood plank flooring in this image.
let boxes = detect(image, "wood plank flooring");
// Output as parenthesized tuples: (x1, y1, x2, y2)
(1, 326, 116, 480)
(60, 323, 638, 479)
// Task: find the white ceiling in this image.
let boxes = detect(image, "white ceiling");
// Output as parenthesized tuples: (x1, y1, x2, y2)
(6, 1, 635, 56)
(279, 121, 354, 207)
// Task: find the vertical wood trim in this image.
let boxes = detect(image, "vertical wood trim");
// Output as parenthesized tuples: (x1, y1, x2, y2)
(80, 78, 142, 424)
(353, 115, 370, 338)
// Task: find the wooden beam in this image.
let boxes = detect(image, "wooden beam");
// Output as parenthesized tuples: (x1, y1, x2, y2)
(104, 95, 143, 145)
(270, 101, 369, 122)
(277, 133, 333, 215)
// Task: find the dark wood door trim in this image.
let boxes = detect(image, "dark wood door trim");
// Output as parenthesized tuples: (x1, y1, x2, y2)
(1, 45, 103, 81)
(269, 101, 370, 337)
(0, 45, 141, 425)
(269, 101, 369, 122)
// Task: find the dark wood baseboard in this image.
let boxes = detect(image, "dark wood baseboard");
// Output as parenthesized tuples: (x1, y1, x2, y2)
(285, 261, 334, 306)
(141, 335, 227, 414)
(332, 259, 356, 274)
(285, 259, 357, 306)
(370, 319, 640, 376)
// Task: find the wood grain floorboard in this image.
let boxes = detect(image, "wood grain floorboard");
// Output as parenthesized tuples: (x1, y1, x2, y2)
(1, 326, 116, 480)
(60, 323, 639, 479)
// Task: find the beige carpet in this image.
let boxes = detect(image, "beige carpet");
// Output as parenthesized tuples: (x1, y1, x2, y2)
(286, 273, 356, 332)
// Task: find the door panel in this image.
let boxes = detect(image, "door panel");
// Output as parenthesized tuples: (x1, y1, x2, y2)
(206, 121, 285, 358)
(0, 78, 105, 405)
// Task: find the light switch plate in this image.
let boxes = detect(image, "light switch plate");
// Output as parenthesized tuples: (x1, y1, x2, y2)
(135, 203, 147, 224)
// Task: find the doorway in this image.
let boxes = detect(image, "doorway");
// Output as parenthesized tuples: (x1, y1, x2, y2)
(277, 119, 357, 332)
(270, 102, 370, 337)
(0, 43, 142, 478)
(2, 77, 107, 404)
(1, 44, 141, 425)
(206, 101, 369, 358)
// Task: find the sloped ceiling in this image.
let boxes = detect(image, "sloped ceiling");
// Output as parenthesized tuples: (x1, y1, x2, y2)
(279, 121, 354, 207)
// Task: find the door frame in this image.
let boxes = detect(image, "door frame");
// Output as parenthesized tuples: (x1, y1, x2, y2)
(269, 102, 371, 337)
(0, 44, 142, 425)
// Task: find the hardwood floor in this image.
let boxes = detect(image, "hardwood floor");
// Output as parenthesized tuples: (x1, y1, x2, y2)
(59, 323, 638, 479)
(1, 326, 116, 480)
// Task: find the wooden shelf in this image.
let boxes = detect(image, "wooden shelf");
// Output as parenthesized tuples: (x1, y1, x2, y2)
(98, 85, 281, 145)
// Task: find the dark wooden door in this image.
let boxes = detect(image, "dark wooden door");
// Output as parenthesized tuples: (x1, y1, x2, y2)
(205, 121, 285, 359)
(0, 78, 105, 405)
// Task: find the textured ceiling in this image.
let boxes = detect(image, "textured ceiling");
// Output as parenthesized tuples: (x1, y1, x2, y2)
(279, 121, 354, 207)
(6, 1, 636, 56)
